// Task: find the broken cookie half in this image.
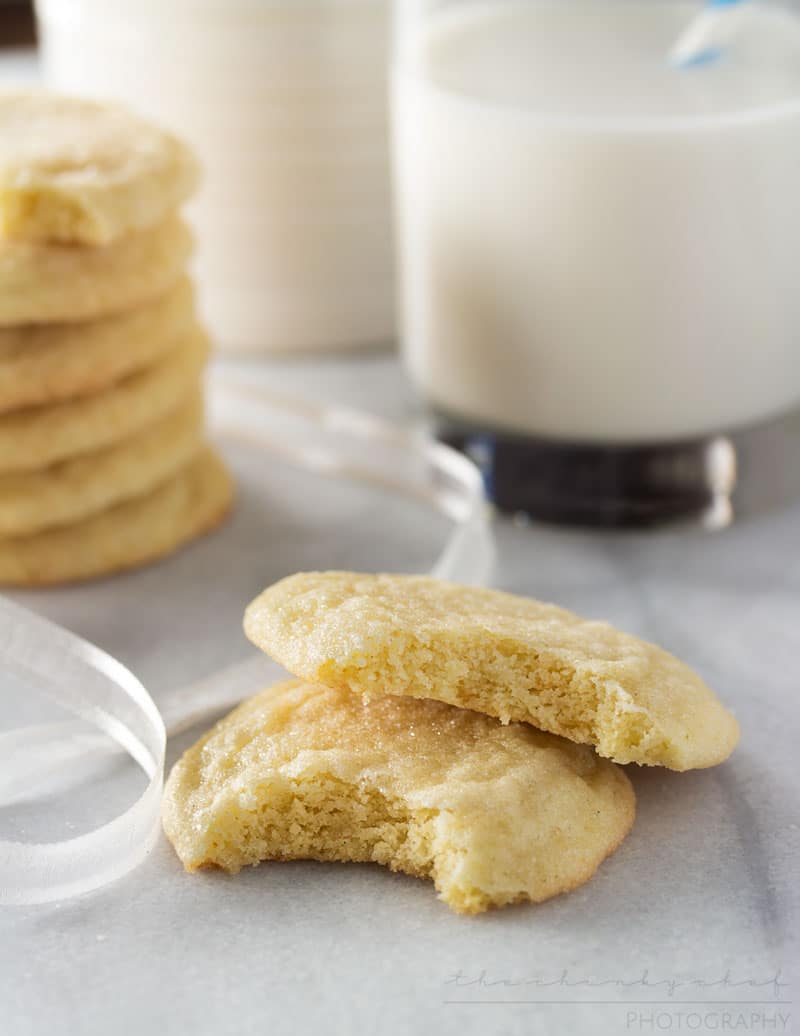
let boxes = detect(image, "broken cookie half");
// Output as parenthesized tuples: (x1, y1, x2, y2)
(244, 572, 739, 772)
(162, 680, 635, 915)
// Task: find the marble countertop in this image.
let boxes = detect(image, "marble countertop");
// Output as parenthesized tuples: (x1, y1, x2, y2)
(2, 352, 798, 1036)
(1, 48, 797, 1036)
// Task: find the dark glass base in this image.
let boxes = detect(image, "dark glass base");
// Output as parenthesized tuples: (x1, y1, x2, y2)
(436, 408, 800, 528)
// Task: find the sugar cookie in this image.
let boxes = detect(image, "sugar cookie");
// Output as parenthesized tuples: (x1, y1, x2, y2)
(0, 330, 207, 473)
(0, 214, 192, 326)
(162, 679, 635, 915)
(0, 91, 199, 246)
(245, 573, 740, 771)
(0, 391, 203, 536)
(0, 446, 232, 586)
(0, 276, 196, 413)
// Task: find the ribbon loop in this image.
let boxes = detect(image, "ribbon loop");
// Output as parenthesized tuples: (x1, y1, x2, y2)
(1, 382, 493, 905)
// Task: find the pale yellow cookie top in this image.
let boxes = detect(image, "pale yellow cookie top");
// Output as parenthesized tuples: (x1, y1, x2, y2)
(0, 91, 199, 246)
(163, 679, 635, 914)
(244, 572, 740, 772)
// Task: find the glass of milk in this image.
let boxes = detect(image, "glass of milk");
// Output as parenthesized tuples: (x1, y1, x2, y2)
(36, 0, 394, 354)
(394, 0, 800, 525)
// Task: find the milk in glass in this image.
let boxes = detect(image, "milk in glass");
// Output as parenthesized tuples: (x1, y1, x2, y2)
(395, 1, 800, 442)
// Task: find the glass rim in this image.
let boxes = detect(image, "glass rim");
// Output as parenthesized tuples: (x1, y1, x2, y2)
(394, 0, 800, 134)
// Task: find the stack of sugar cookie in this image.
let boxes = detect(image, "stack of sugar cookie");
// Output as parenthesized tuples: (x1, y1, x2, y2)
(0, 91, 233, 585)
(163, 573, 739, 915)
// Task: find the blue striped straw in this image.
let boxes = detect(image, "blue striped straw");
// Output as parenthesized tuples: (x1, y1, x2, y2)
(670, 0, 755, 68)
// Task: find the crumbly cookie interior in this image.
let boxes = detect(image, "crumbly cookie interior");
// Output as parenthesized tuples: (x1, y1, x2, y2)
(245, 572, 740, 771)
(163, 680, 636, 915)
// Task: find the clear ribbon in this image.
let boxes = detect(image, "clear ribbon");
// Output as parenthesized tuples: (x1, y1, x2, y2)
(0, 378, 494, 905)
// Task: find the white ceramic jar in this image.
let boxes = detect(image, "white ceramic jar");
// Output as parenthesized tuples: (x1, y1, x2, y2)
(36, 0, 394, 354)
